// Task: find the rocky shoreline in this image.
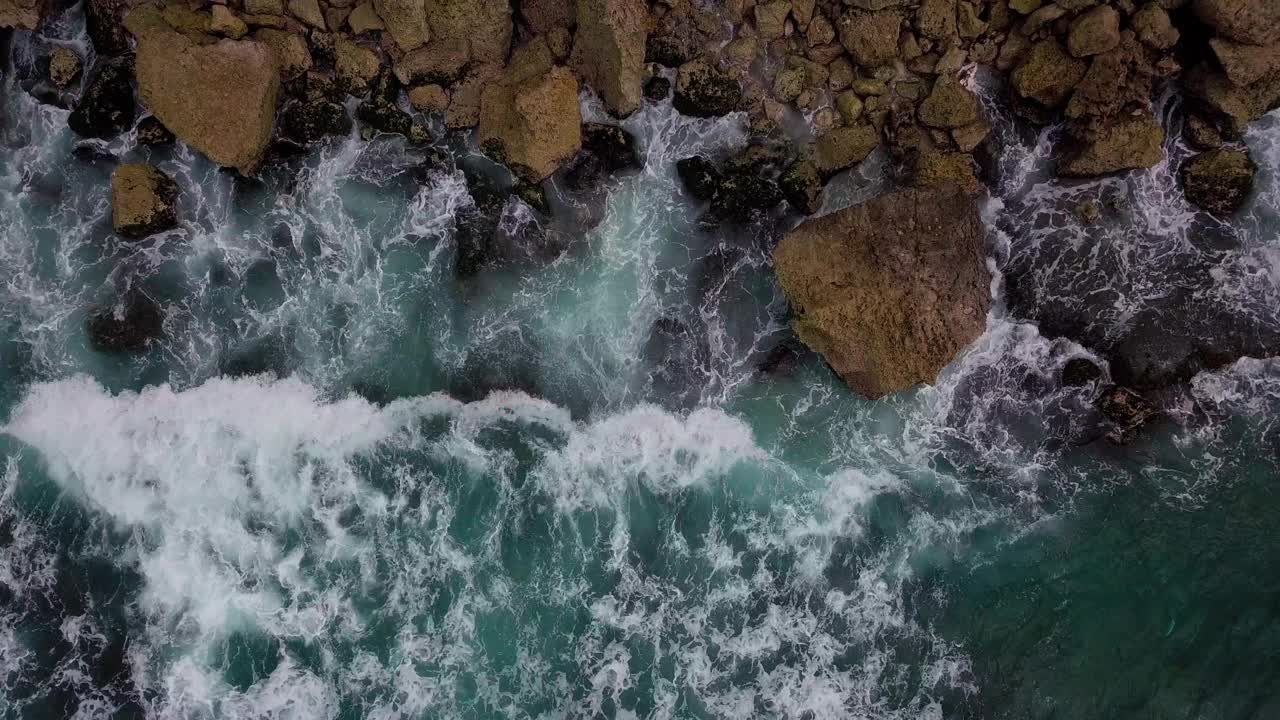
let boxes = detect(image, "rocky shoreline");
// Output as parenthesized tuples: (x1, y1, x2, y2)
(3, 0, 1279, 442)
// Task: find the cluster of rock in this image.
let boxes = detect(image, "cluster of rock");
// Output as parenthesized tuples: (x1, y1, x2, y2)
(6, 0, 1277, 436)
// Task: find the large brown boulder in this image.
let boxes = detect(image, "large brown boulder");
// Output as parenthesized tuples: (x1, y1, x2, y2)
(374, 0, 429, 50)
(1067, 6, 1120, 58)
(1011, 40, 1088, 108)
(814, 124, 880, 177)
(129, 8, 281, 174)
(0, 0, 46, 29)
(1193, 0, 1280, 47)
(111, 163, 179, 239)
(1184, 61, 1280, 138)
(425, 0, 512, 64)
(917, 75, 978, 129)
(773, 184, 991, 399)
(838, 11, 902, 67)
(1210, 38, 1280, 87)
(478, 63, 583, 182)
(1182, 148, 1256, 215)
(570, 0, 647, 117)
(1058, 111, 1165, 177)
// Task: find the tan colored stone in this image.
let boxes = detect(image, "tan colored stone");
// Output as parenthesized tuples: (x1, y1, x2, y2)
(132, 14, 280, 173)
(210, 5, 248, 38)
(570, 0, 646, 116)
(478, 64, 583, 182)
(112, 163, 178, 238)
(408, 83, 450, 112)
(347, 2, 384, 33)
(773, 184, 990, 399)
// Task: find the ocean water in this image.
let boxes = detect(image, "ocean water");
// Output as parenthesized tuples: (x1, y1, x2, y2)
(2, 23, 1280, 720)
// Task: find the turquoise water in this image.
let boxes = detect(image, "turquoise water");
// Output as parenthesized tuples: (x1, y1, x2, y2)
(3, 28, 1280, 719)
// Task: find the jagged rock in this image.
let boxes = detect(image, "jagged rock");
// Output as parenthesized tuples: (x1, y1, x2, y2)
(128, 9, 281, 173)
(908, 151, 981, 194)
(644, 75, 671, 101)
(917, 0, 956, 41)
(1061, 357, 1103, 386)
(952, 119, 991, 152)
(779, 158, 824, 214)
(68, 59, 135, 139)
(755, 0, 791, 39)
(957, 1, 986, 39)
(676, 156, 720, 200)
(673, 58, 742, 117)
(136, 116, 176, 145)
(1184, 113, 1224, 149)
(1065, 35, 1157, 126)
(347, 3, 384, 34)
(571, 0, 646, 116)
(479, 64, 582, 182)
(835, 91, 865, 124)
(1011, 40, 1088, 109)
(1067, 5, 1120, 57)
(674, 149, 786, 222)
(839, 11, 902, 66)
(564, 122, 642, 190)
(280, 96, 352, 143)
(1099, 386, 1157, 444)
(287, 0, 325, 29)
(374, 0, 428, 50)
(1182, 148, 1255, 215)
(210, 5, 249, 38)
(1184, 62, 1280, 139)
(773, 184, 990, 399)
(1192, 0, 1280, 47)
(918, 74, 978, 129)
(356, 71, 413, 135)
(1058, 111, 1164, 177)
(395, 38, 469, 86)
(1210, 38, 1280, 88)
(1132, 3, 1178, 50)
(111, 163, 179, 238)
(255, 28, 313, 80)
(521, 0, 574, 35)
(244, 0, 283, 14)
(814, 124, 880, 178)
(88, 291, 165, 353)
(1, 0, 46, 29)
(408, 83, 449, 112)
(334, 36, 381, 95)
(1023, 3, 1065, 34)
(86, 0, 132, 54)
(425, 0, 511, 64)
(445, 62, 503, 129)
(48, 47, 82, 88)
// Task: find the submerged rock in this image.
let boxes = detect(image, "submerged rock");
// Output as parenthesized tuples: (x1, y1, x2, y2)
(136, 116, 176, 146)
(1099, 385, 1158, 444)
(87, 291, 166, 353)
(1182, 147, 1256, 215)
(564, 122, 642, 191)
(68, 59, 136, 139)
(129, 10, 281, 173)
(111, 163, 179, 238)
(773, 184, 990, 399)
(1061, 357, 1103, 386)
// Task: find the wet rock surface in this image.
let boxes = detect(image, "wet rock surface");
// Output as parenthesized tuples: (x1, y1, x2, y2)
(773, 184, 991, 399)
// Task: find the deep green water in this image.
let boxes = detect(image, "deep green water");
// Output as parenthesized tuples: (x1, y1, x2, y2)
(3, 23, 1280, 720)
